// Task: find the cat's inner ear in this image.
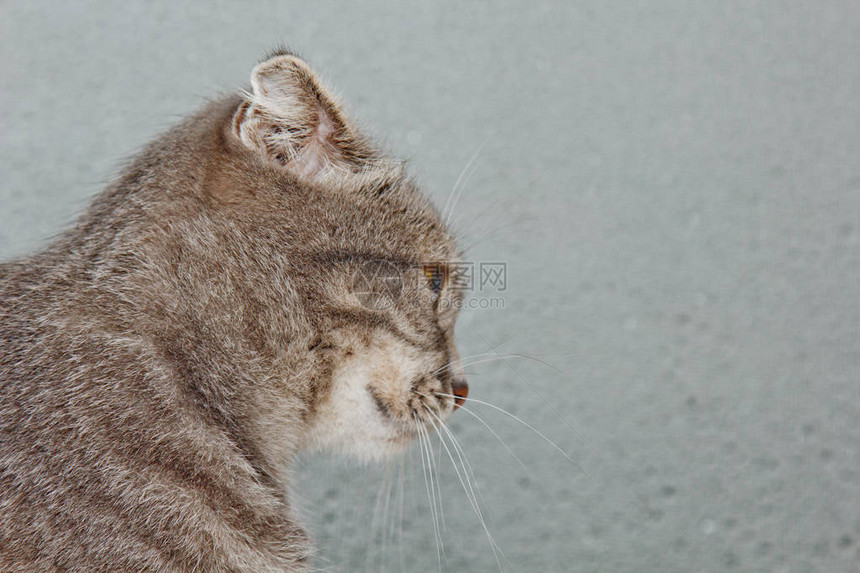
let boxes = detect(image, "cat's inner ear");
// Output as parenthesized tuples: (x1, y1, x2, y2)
(233, 54, 368, 179)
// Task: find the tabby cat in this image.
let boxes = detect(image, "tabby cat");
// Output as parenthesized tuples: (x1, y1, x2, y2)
(0, 50, 468, 571)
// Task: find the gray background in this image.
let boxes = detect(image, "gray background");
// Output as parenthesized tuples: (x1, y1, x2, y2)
(2, 2, 859, 572)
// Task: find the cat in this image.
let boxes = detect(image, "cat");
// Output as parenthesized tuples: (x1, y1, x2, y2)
(0, 50, 469, 572)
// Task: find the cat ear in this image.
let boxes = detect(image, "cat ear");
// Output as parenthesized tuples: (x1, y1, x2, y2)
(233, 54, 372, 179)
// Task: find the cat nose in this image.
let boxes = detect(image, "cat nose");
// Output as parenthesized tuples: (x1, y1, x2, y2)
(451, 379, 468, 410)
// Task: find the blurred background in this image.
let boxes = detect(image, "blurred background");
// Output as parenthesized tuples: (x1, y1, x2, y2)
(2, 2, 859, 571)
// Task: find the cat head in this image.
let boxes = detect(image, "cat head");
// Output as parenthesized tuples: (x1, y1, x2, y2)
(220, 52, 468, 461)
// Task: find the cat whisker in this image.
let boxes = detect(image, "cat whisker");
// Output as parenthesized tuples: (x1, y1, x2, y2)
(422, 408, 508, 572)
(415, 397, 496, 516)
(431, 351, 505, 373)
(367, 461, 397, 571)
(466, 111, 603, 248)
(433, 353, 547, 376)
(415, 393, 484, 510)
(457, 217, 527, 253)
(432, 340, 512, 376)
(423, 407, 485, 512)
(418, 422, 450, 571)
(422, 420, 449, 572)
(432, 354, 508, 376)
(466, 328, 602, 459)
(442, 136, 490, 227)
(443, 155, 481, 230)
(424, 416, 450, 568)
(367, 462, 390, 567)
(420, 415, 447, 537)
(396, 455, 406, 572)
(382, 461, 395, 567)
(453, 403, 533, 478)
(434, 393, 588, 478)
(422, 426, 448, 573)
(506, 351, 575, 377)
(433, 425, 446, 532)
(413, 416, 444, 571)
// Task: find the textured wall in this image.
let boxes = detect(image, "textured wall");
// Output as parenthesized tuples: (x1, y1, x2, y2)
(2, 2, 859, 572)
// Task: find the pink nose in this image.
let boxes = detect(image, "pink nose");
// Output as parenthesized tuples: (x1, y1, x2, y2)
(451, 379, 468, 410)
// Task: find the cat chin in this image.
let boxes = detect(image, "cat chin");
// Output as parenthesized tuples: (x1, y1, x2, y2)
(305, 428, 413, 462)
(304, 334, 438, 462)
(303, 365, 409, 461)
(339, 435, 413, 463)
(303, 389, 420, 462)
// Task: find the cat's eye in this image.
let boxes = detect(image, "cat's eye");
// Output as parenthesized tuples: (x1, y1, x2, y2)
(422, 263, 447, 293)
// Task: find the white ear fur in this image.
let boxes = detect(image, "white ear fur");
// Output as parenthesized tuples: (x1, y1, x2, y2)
(249, 56, 331, 127)
(234, 55, 356, 179)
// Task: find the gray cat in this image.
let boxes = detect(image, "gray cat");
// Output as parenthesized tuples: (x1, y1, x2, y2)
(0, 50, 468, 571)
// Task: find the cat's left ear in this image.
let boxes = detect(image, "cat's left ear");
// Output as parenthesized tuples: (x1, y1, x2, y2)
(233, 53, 373, 179)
